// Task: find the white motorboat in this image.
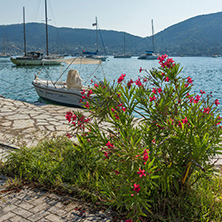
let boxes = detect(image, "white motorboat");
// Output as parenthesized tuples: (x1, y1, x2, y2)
(32, 57, 102, 107)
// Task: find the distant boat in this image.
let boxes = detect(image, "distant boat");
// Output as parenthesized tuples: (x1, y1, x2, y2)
(10, 1, 63, 66)
(114, 32, 131, 58)
(138, 19, 159, 60)
(0, 36, 10, 58)
(83, 17, 107, 62)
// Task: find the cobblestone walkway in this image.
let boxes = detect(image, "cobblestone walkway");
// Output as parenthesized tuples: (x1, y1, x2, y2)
(0, 98, 116, 221)
(0, 176, 113, 222)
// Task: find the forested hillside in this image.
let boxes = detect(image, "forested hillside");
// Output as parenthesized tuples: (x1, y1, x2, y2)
(1, 12, 222, 56)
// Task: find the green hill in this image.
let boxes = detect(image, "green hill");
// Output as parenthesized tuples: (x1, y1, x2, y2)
(1, 12, 222, 56)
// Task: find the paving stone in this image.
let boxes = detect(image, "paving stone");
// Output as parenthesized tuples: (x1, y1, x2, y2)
(9, 215, 30, 222)
(0, 211, 17, 221)
(11, 206, 33, 218)
(45, 213, 64, 222)
(27, 210, 50, 222)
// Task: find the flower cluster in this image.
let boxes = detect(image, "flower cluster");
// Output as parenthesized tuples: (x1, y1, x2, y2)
(65, 111, 90, 134)
(157, 54, 175, 69)
(118, 73, 126, 83)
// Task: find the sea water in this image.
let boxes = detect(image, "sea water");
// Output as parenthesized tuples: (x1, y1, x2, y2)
(0, 56, 222, 114)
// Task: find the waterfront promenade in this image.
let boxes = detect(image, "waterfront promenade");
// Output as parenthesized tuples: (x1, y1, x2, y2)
(0, 98, 114, 221)
(1, 97, 222, 221)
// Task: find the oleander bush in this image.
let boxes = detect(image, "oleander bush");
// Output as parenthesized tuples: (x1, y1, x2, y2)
(67, 55, 222, 221)
(2, 55, 222, 221)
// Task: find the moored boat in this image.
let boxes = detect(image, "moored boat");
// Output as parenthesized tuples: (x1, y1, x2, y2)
(32, 57, 102, 107)
(11, 1, 64, 66)
(138, 19, 159, 60)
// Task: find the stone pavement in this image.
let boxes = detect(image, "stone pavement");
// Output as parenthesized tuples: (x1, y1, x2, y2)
(0, 98, 117, 221)
(0, 97, 82, 149)
(0, 175, 114, 222)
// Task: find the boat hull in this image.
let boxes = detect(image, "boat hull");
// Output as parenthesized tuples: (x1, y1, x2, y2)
(114, 55, 131, 58)
(10, 57, 62, 66)
(138, 55, 158, 60)
(32, 81, 84, 107)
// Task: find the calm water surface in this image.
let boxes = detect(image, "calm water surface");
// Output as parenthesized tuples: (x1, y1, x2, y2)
(0, 56, 222, 113)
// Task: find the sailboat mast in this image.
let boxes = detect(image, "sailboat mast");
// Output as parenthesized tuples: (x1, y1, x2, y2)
(123, 32, 126, 55)
(95, 17, 98, 53)
(23, 7, 27, 56)
(45, 0, 49, 56)
(151, 19, 155, 52)
(3, 37, 5, 55)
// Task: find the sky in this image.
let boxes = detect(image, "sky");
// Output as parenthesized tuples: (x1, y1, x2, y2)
(0, 0, 222, 37)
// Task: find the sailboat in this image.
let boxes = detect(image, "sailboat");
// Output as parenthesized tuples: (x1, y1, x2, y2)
(83, 17, 107, 61)
(138, 19, 159, 60)
(10, 1, 63, 66)
(0, 36, 10, 58)
(114, 32, 131, 58)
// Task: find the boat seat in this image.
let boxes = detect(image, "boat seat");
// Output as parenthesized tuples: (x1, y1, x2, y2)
(66, 69, 83, 90)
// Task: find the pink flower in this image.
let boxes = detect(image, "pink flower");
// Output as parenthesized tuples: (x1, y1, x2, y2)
(111, 108, 115, 112)
(91, 79, 93, 84)
(194, 95, 201, 103)
(139, 67, 143, 73)
(158, 87, 162, 93)
(133, 183, 140, 193)
(125, 220, 133, 222)
(118, 73, 126, 83)
(114, 170, 120, 175)
(82, 95, 86, 99)
(203, 107, 211, 114)
(122, 107, 126, 112)
(157, 54, 168, 62)
(217, 116, 221, 125)
(143, 78, 147, 82)
(65, 111, 73, 123)
(135, 78, 142, 87)
(127, 79, 133, 88)
(104, 152, 109, 159)
(189, 97, 194, 103)
(182, 117, 188, 124)
(215, 99, 220, 106)
(84, 118, 90, 123)
(185, 84, 189, 88)
(81, 89, 86, 95)
(200, 90, 206, 94)
(94, 83, 99, 88)
(66, 133, 72, 138)
(85, 101, 90, 108)
(150, 96, 156, 102)
(178, 121, 182, 128)
(161, 72, 165, 76)
(106, 141, 114, 148)
(87, 89, 93, 97)
(152, 88, 157, 94)
(137, 169, 146, 178)
(187, 77, 193, 84)
(165, 77, 169, 82)
(115, 113, 119, 120)
(143, 149, 149, 162)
